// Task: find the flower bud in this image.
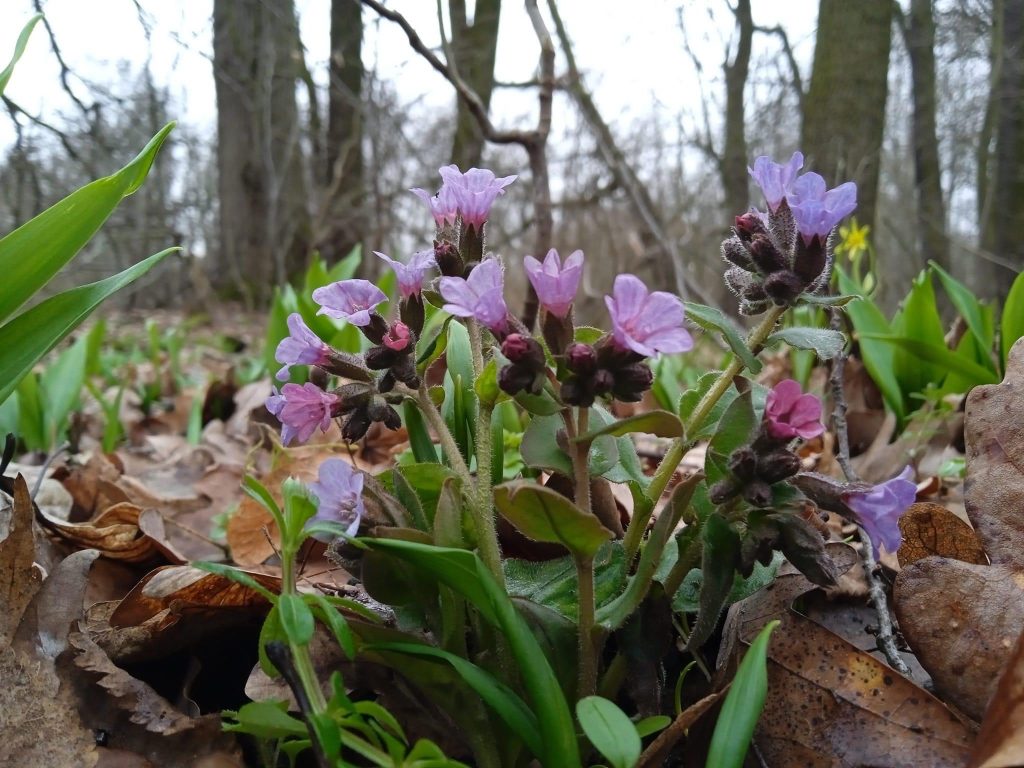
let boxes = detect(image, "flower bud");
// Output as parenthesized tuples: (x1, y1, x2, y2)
(560, 377, 596, 407)
(390, 356, 420, 389)
(722, 238, 757, 272)
(335, 382, 373, 415)
(727, 446, 758, 481)
(763, 270, 805, 306)
(757, 449, 802, 483)
(565, 343, 597, 375)
(364, 345, 400, 370)
(367, 395, 391, 424)
(593, 368, 615, 395)
(499, 363, 540, 396)
(709, 478, 740, 504)
(743, 480, 773, 508)
(734, 212, 767, 243)
(383, 322, 413, 353)
(502, 334, 545, 370)
(361, 313, 389, 345)
(381, 403, 402, 430)
(434, 239, 464, 277)
(342, 407, 371, 441)
(400, 292, 425, 336)
(611, 362, 653, 402)
(749, 235, 787, 275)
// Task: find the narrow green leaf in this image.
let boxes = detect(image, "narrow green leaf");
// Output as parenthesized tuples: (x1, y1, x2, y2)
(0, 248, 176, 405)
(241, 475, 287, 535)
(16, 374, 44, 451)
(521, 413, 617, 477)
(223, 700, 307, 739)
(860, 334, 999, 386)
(766, 327, 846, 360)
(576, 696, 642, 768)
(278, 593, 315, 646)
(635, 714, 671, 738)
(392, 465, 429, 531)
(686, 513, 741, 652)
(494, 481, 613, 558)
(40, 333, 89, 444)
(706, 619, 780, 768)
(1002, 270, 1024, 366)
(403, 402, 439, 463)
(0, 124, 175, 324)
(575, 409, 683, 441)
(889, 270, 947, 396)
(798, 292, 859, 307)
(369, 641, 543, 758)
(685, 303, 762, 373)
(257, 604, 285, 676)
(433, 476, 464, 548)
(929, 261, 995, 362)
(0, 14, 42, 96)
(306, 592, 356, 659)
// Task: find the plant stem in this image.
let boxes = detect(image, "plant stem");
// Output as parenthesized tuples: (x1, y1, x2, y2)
(661, 517, 705, 600)
(574, 407, 592, 516)
(474, 403, 505, 588)
(416, 381, 473, 485)
(576, 554, 597, 699)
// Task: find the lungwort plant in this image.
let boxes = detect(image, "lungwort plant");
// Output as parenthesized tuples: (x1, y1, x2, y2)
(217, 154, 919, 767)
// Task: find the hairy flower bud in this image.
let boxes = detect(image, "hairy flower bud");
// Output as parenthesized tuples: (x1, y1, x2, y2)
(565, 343, 598, 374)
(727, 446, 758, 481)
(593, 368, 615, 395)
(611, 362, 653, 402)
(342, 407, 372, 442)
(499, 363, 541, 396)
(434, 239, 464, 277)
(502, 334, 545, 370)
(364, 344, 400, 371)
(361, 313, 389, 345)
(749, 235, 787, 275)
(757, 450, 802, 483)
(560, 377, 595, 408)
(743, 480, 773, 508)
(400, 292, 426, 336)
(763, 270, 805, 306)
(734, 211, 768, 242)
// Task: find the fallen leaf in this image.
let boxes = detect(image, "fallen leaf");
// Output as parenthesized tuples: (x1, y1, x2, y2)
(1, 475, 43, 645)
(897, 502, 987, 567)
(37, 502, 185, 564)
(969, 626, 1024, 768)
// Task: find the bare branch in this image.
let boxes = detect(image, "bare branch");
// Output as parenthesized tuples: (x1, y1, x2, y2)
(753, 23, 805, 110)
(32, 0, 94, 119)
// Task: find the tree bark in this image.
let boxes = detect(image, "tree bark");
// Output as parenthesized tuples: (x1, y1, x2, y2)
(212, 0, 311, 305)
(722, 0, 752, 222)
(801, 0, 892, 235)
(449, 0, 502, 169)
(904, 0, 949, 271)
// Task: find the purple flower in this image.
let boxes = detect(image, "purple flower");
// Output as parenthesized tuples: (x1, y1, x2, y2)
(439, 258, 509, 333)
(749, 152, 804, 212)
(410, 184, 459, 228)
(266, 382, 339, 445)
(313, 279, 387, 326)
(786, 172, 858, 244)
(604, 274, 693, 357)
(307, 458, 365, 539)
(842, 467, 917, 557)
(764, 379, 824, 441)
(275, 313, 332, 382)
(524, 249, 584, 318)
(374, 249, 436, 299)
(438, 165, 517, 230)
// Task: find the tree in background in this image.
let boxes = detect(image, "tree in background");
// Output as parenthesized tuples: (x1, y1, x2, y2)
(449, 0, 501, 169)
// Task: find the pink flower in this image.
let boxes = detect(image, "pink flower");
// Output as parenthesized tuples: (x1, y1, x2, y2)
(604, 274, 693, 357)
(439, 258, 509, 334)
(382, 321, 412, 352)
(308, 458, 365, 539)
(524, 249, 584, 318)
(410, 184, 459, 228)
(764, 379, 824, 441)
(786, 172, 858, 244)
(438, 165, 517, 230)
(312, 279, 387, 327)
(748, 152, 804, 212)
(266, 383, 338, 445)
(275, 313, 331, 381)
(374, 250, 436, 299)
(842, 467, 917, 557)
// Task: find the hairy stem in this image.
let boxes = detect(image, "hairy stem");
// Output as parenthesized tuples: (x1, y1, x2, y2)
(574, 408, 592, 516)
(576, 554, 597, 699)
(474, 403, 505, 588)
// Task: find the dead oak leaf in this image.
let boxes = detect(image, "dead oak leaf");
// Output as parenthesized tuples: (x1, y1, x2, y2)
(897, 502, 987, 568)
(969, 626, 1024, 768)
(1, 475, 44, 645)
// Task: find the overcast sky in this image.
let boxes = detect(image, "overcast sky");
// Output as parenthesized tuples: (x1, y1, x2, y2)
(1, 0, 818, 156)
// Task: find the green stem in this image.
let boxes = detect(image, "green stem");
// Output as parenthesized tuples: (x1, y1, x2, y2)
(474, 402, 505, 588)
(280, 543, 328, 714)
(576, 554, 597, 699)
(574, 408, 592, 516)
(661, 517, 705, 600)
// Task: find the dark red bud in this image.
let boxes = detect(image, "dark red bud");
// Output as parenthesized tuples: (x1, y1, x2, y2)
(383, 322, 413, 352)
(565, 342, 598, 374)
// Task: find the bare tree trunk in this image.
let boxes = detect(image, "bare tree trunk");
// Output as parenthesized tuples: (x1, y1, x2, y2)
(801, 0, 892, 235)
(212, 0, 311, 306)
(903, 0, 949, 271)
(449, 0, 501, 169)
(980, 0, 1024, 299)
(320, 0, 364, 264)
(722, 0, 752, 222)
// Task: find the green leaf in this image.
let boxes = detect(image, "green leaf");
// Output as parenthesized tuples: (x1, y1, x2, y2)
(241, 475, 286, 534)
(860, 334, 999, 387)
(766, 327, 846, 360)
(798, 292, 859, 307)
(306, 592, 356, 659)
(635, 715, 671, 738)
(686, 513, 740, 652)
(40, 333, 89, 445)
(706, 619, 779, 768)
(1002, 270, 1024, 366)
(704, 388, 756, 487)
(368, 641, 544, 759)
(278, 593, 315, 646)
(521, 414, 617, 477)
(889, 270, 947, 396)
(685, 303, 762, 373)
(0, 248, 176, 406)
(576, 696, 642, 768)
(474, 358, 503, 408)
(403, 403, 439, 463)
(0, 14, 42, 96)
(223, 700, 307, 739)
(513, 389, 563, 416)
(257, 604, 286, 676)
(494, 482, 613, 558)
(575, 409, 683, 441)
(929, 261, 995, 362)
(0, 124, 175, 325)
(392, 466, 429, 531)
(432, 476, 464, 548)
(16, 374, 44, 452)
(504, 543, 627, 621)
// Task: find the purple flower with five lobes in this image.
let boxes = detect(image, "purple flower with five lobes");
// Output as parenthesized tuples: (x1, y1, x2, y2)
(748, 152, 804, 212)
(764, 379, 825, 441)
(604, 274, 693, 357)
(274, 313, 332, 382)
(312, 279, 387, 327)
(439, 258, 509, 334)
(438, 165, 517, 230)
(524, 248, 584, 319)
(410, 183, 459, 228)
(266, 382, 339, 445)
(374, 249, 436, 299)
(786, 172, 858, 244)
(307, 458, 365, 539)
(842, 466, 917, 558)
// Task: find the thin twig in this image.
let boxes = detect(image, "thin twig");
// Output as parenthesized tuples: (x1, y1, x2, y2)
(829, 309, 912, 677)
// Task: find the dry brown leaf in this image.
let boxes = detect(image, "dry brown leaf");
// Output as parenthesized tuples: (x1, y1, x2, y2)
(897, 502, 987, 567)
(37, 502, 186, 564)
(718, 547, 974, 766)
(1, 475, 43, 645)
(969, 626, 1024, 768)
(225, 495, 278, 567)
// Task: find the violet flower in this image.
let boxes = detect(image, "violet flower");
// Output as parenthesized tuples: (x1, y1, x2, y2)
(275, 313, 332, 382)
(842, 466, 917, 557)
(604, 274, 693, 357)
(307, 458, 365, 539)
(439, 258, 509, 333)
(410, 183, 459, 228)
(438, 165, 517, 230)
(374, 250, 436, 299)
(266, 382, 339, 445)
(786, 172, 858, 244)
(524, 249, 584, 318)
(764, 379, 825, 441)
(748, 152, 804, 212)
(312, 279, 387, 326)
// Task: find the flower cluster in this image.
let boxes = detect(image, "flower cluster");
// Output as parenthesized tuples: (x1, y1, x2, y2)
(721, 152, 857, 314)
